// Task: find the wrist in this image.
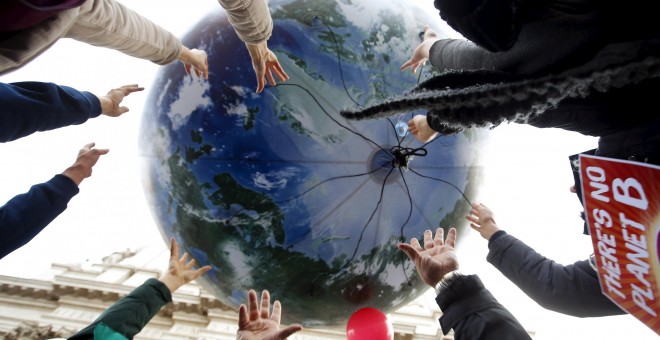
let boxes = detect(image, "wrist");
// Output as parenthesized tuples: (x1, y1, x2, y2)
(61, 164, 85, 186)
(158, 274, 182, 293)
(435, 270, 460, 296)
(97, 95, 112, 115)
(245, 41, 267, 56)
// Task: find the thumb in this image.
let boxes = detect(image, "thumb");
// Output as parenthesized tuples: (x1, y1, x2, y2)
(278, 325, 303, 338)
(398, 243, 419, 262)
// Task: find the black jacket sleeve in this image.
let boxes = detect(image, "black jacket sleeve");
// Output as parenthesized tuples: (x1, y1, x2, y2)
(433, 0, 519, 52)
(0, 81, 101, 143)
(436, 274, 531, 340)
(0, 174, 79, 259)
(68, 278, 173, 340)
(487, 231, 625, 317)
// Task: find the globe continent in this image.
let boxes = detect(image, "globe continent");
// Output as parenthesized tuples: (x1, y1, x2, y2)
(140, 0, 486, 327)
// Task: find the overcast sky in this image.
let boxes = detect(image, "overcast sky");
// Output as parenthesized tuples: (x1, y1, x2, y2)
(0, 0, 655, 339)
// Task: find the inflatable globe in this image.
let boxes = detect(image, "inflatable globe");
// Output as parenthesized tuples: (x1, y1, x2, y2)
(140, 0, 486, 327)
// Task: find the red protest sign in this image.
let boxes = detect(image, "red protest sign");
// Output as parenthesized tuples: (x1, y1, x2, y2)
(580, 154, 660, 334)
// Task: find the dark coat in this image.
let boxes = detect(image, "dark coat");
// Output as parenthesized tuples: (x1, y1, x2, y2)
(436, 274, 531, 339)
(68, 278, 172, 339)
(487, 231, 625, 317)
(340, 0, 660, 143)
(0, 175, 79, 259)
(0, 81, 101, 143)
(0, 81, 101, 259)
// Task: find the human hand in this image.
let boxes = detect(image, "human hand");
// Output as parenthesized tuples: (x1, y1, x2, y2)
(466, 203, 501, 240)
(159, 238, 212, 293)
(245, 41, 289, 93)
(98, 84, 144, 117)
(401, 25, 441, 74)
(179, 47, 209, 80)
(407, 115, 438, 143)
(398, 227, 458, 288)
(237, 289, 303, 340)
(61, 142, 109, 186)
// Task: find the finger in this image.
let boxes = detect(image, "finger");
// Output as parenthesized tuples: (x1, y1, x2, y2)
(278, 325, 304, 338)
(256, 75, 265, 94)
(186, 258, 197, 269)
(82, 142, 96, 150)
(271, 62, 288, 81)
(184, 63, 192, 76)
(248, 289, 259, 321)
(180, 252, 189, 263)
(91, 148, 110, 156)
(170, 238, 177, 259)
(193, 265, 212, 278)
(260, 290, 271, 319)
(434, 227, 444, 246)
(400, 59, 413, 72)
(423, 230, 434, 249)
(470, 222, 481, 231)
(124, 86, 144, 94)
(118, 106, 129, 115)
(466, 215, 479, 224)
(446, 227, 457, 248)
(265, 68, 276, 87)
(271, 300, 282, 323)
(195, 67, 201, 77)
(409, 237, 423, 252)
(238, 304, 249, 328)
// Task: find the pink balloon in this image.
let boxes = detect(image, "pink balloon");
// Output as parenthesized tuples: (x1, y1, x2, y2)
(346, 307, 394, 340)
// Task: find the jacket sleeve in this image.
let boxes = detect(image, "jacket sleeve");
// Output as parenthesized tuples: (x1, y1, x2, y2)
(68, 278, 172, 340)
(217, 0, 273, 44)
(0, 174, 79, 259)
(436, 274, 531, 340)
(433, 0, 519, 52)
(487, 231, 625, 317)
(66, 0, 183, 65)
(0, 81, 101, 143)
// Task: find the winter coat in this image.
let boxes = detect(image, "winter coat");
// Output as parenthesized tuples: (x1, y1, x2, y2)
(436, 274, 531, 339)
(340, 0, 660, 142)
(0, 81, 101, 259)
(0, 0, 183, 75)
(68, 278, 172, 339)
(487, 231, 625, 317)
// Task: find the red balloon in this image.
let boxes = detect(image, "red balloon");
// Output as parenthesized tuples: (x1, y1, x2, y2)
(346, 307, 394, 340)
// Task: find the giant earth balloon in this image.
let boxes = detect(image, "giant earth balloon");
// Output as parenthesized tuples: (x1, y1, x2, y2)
(140, 0, 486, 327)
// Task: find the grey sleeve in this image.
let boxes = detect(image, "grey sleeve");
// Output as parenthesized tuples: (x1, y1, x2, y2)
(66, 0, 183, 65)
(487, 233, 625, 317)
(217, 0, 273, 44)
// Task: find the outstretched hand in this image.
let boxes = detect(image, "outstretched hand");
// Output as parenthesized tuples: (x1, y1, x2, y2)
(466, 203, 501, 240)
(61, 142, 109, 186)
(159, 238, 212, 293)
(237, 289, 303, 340)
(180, 47, 209, 80)
(398, 227, 458, 288)
(99, 84, 144, 117)
(245, 41, 289, 93)
(401, 25, 441, 74)
(407, 115, 438, 143)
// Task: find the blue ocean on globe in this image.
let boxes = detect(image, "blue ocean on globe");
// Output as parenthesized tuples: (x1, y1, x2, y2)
(140, 0, 486, 327)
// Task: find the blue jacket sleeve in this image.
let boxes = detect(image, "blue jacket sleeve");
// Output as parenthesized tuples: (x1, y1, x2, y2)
(486, 231, 625, 317)
(68, 278, 173, 340)
(0, 81, 102, 143)
(436, 274, 531, 340)
(0, 174, 79, 259)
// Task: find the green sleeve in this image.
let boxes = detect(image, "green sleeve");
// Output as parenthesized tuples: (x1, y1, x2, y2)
(68, 278, 172, 340)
